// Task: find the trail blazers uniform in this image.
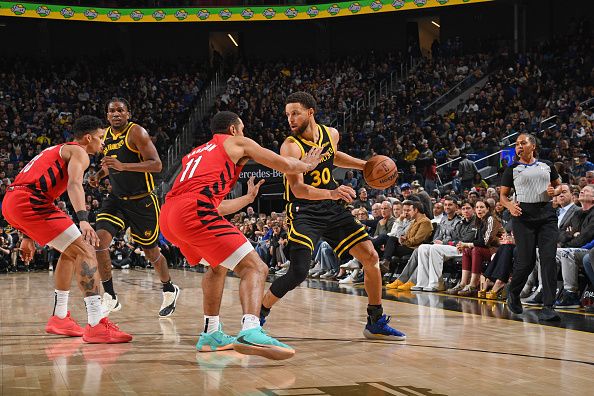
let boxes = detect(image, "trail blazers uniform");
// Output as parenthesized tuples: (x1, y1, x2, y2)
(159, 134, 251, 269)
(96, 122, 160, 248)
(2, 143, 82, 252)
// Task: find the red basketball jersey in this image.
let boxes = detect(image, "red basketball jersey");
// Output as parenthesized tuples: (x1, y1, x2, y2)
(167, 134, 243, 207)
(11, 143, 78, 201)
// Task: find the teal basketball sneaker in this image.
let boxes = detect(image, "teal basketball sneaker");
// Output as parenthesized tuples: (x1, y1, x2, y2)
(196, 324, 235, 352)
(233, 326, 295, 360)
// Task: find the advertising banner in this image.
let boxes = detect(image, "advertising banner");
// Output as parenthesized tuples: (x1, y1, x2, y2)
(0, 0, 492, 23)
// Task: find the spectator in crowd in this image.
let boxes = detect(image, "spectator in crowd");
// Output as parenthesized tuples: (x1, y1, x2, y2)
(457, 153, 479, 191)
(447, 199, 502, 297)
(432, 202, 445, 224)
(353, 187, 372, 211)
(554, 185, 594, 309)
(479, 228, 515, 300)
(342, 170, 359, 190)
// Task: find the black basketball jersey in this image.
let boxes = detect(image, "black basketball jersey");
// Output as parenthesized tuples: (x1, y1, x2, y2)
(283, 124, 337, 205)
(102, 122, 155, 197)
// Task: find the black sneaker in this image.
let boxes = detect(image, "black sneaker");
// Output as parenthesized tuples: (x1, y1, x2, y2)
(554, 290, 581, 309)
(538, 306, 561, 321)
(506, 287, 523, 314)
(522, 289, 543, 306)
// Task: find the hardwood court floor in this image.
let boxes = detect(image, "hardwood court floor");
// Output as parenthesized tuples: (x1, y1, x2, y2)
(1, 268, 593, 396)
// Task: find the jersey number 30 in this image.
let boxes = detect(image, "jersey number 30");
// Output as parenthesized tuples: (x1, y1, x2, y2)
(311, 168, 331, 187)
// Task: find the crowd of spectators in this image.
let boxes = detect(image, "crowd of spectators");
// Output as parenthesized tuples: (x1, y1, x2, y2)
(0, 56, 210, 271)
(0, 20, 592, 320)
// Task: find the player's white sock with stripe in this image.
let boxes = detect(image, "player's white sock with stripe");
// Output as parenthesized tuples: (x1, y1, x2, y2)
(204, 315, 220, 334)
(84, 295, 102, 326)
(241, 314, 260, 331)
(53, 290, 69, 319)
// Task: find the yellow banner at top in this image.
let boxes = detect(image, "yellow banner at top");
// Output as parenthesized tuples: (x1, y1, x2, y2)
(0, 0, 492, 23)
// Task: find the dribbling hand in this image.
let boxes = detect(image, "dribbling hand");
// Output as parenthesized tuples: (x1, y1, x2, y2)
(331, 185, 356, 203)
(302, 146, 324, 172)
(80, 222, 100, 247)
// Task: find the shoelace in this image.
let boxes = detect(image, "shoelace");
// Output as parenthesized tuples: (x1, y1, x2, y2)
(104, 319, 121, 331)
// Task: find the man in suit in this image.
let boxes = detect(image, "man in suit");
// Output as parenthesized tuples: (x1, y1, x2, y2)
(554, 185, 594, 308)
(522, 184, 580, 305)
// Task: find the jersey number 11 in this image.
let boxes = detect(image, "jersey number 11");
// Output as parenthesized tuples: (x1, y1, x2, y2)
(179, 156, 203, 182)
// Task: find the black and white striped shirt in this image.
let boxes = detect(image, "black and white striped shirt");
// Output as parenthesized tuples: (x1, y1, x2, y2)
(501, 160, 559, 203)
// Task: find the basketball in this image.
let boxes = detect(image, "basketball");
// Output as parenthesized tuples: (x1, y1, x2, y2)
(363, 155, 398, 190)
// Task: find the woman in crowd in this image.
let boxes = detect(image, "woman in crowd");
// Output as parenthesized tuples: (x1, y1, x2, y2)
(447, 199, 502, 297)
(478, 227, 515, 300)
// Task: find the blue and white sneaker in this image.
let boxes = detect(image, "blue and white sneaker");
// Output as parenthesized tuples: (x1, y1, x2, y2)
(363, 314, 406, 341)
(196, 324, 235, 352)
(233, 326, 295, 360)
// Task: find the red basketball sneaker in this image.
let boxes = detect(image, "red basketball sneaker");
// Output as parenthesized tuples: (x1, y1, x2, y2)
(82, 317, 133, 344)
(45, 312, 84, 337)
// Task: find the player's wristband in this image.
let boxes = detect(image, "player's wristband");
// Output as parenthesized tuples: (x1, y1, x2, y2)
(76, 210, 89, 222)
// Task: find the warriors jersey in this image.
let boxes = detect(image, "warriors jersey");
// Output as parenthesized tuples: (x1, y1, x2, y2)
(167, 134, 243, 208)
(102, 122, 155, 198)
(11, 142, 78, 202)
(283, 124, 337, 205)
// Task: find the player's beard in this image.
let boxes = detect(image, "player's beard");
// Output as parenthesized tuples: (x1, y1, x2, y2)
(291, 119, 309, 136)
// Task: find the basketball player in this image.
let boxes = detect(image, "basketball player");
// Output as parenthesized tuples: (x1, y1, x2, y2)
(2, 116, 132, 343)
(89, 98, 180, 317)
(259, 92, 406, 340)
(159, 111, 321, 360)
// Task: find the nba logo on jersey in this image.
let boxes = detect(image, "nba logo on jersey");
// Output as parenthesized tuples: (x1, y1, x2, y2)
(295, 206, 299, 212)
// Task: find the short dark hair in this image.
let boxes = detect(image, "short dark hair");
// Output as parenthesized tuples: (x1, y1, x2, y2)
(106, 97, 131, 113)
(210, 111, 241, 135)
(73, 116, 103, 139)
(286, 92, 317, 111)
(460, 199, 475, 208)
(402, 200, 423, 212)
(443, 195, 458, 205)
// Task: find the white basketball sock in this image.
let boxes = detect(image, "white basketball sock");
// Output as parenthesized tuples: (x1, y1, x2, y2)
(241, 314, 260, 331)
(204, 315, 220, 334)
(84, 295, 103, 326)
(53, 290, 69, 319)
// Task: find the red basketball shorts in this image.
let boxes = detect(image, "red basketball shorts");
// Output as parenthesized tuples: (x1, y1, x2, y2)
(2, 189, 81, 252)
(159, 196, 253, 269)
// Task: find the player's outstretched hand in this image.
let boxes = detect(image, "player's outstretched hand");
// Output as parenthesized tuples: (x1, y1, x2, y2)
(302, 146, 323, 171)
(18, 238, 35, 264)
(80, 222, 100, 247)
(247, 176, 265, 200)
(88, 174, 99, 188)
(331, 185, 356, 203)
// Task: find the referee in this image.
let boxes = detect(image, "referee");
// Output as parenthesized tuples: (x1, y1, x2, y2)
(500, 133, 561, 321)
